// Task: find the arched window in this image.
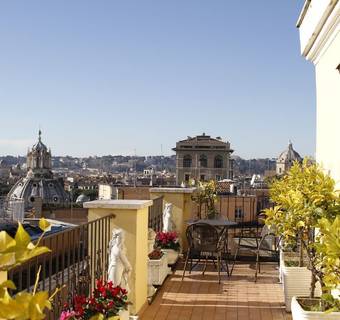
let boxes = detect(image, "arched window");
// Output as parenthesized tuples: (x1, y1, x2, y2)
(214, 155, 223, 168)
(183, 155, 192, 168)
(199, 154, 208, 168)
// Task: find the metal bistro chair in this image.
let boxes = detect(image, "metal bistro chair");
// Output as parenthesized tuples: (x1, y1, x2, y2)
(230, 224, 281, 281)
(182, 223, 226, 283)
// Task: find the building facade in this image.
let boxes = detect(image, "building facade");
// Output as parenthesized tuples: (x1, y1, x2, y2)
(173, 134, 234, 184)
(297, 0, 340, 184)
(7, 131, 70, 211)
(276, 142, 302, 175)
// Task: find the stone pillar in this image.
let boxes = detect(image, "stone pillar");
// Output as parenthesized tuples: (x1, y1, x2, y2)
(149, 188, 196, 251)
(84, 200, 153, 315)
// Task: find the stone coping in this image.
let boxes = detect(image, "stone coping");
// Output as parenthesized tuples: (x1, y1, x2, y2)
(83, 199, 153, 210)
(150, 187, 196, 194)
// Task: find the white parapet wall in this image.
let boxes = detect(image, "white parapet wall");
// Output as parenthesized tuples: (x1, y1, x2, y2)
(297, 0, 340, 186)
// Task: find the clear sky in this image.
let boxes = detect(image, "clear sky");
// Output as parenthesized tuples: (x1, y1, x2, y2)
(0, 1, 315, 159)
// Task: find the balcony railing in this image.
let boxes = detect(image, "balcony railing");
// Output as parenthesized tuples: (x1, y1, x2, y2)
(148, 196, 163, 232)
(8, 215, 114, 320)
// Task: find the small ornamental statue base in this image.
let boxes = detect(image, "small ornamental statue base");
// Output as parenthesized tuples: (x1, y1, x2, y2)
(161, 249, 179, 265)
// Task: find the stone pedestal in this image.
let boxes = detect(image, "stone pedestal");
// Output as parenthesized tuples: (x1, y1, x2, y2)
(149, 188, 196, 251)
(84, 200, 153, 315)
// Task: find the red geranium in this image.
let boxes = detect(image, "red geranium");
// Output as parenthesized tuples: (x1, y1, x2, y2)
(61, 279, 129, 319)
(155, 231, 180, 251)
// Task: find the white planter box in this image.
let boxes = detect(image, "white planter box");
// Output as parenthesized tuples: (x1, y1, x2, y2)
(280, 250, 302, 284)
(148, 254, 169, 286)
(161, 249, 179, 265)
(279, 249, 284, 283)
(282, 264, 321, 312)
(291, 296, 340, 320)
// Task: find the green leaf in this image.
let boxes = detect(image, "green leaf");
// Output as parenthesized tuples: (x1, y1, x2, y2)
(29, 291, 51, 320)
(0, 280, 16, 290)
(15, 246, 51, 264)
(90, 313, 105, 320)
(38, 219, 51, 232)
(0, 252, 16, 270)
(0, 231, 16, 253)
(15, 223, 31, 250)
(297, 221, 305, 228)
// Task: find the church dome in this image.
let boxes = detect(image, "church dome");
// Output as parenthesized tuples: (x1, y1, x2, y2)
(278, 142, 302, 163)
(6, 130, 69, 211)
(76, 194, 90, 204)
(7, 176, 70, 210)
(31, 130, 48, 151)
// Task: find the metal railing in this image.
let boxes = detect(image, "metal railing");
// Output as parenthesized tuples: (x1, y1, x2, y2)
(8, 215, 114, 320)
(148, 196, 163, 232)
(192, 193, 272, 222)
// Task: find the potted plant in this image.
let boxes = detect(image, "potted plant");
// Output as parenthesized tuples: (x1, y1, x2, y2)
(291, 216, 340, 319)
(155, 231, 180, 265)
(61, 279, 130, 320)
(148, 249, 170, 286)
(191, 180, 219, 219)
(264, 160, 335, 311)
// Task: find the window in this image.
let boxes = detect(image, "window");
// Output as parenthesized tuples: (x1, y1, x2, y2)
(200, 174, 205, 181)
(216, 175, 221, 181)
(185, 174, 190, 182)
(199, 154, 208, 168)
(183, 155, 192, 168)
(214, 155, 223, 168)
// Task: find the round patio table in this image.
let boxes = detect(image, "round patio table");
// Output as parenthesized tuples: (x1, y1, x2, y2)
(187, 218, 237, 228)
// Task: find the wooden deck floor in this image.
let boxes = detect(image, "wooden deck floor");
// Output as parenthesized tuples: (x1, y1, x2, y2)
(140, 261, 292, 320)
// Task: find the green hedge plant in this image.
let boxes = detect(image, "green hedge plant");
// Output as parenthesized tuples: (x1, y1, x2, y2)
(264, 160, 339, 299)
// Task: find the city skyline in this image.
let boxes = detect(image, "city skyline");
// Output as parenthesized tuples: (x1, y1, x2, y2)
(0, 1, 315, 158)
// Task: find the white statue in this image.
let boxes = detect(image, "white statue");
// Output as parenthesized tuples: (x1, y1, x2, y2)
(108, 228, 132, 292)
(163, 203, 175, 232)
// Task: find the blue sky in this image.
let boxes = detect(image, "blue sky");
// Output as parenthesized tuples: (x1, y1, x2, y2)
(0, 1, 315, 158)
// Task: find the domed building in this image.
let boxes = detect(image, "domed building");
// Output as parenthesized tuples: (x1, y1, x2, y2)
(276, 142, 302, 175)
(7, 131, 70, 210)
(75, 193, 90, 204)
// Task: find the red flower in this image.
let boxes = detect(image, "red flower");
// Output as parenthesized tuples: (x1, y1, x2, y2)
(112, 286, 120, 297)
(67, 280, 129, 319)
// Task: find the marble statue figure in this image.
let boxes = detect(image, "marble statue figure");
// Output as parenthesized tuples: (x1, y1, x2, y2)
(108, 228, 132, 292)
(162, 203, 175, 232)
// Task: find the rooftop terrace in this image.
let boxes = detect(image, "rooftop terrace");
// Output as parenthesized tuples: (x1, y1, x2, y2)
(140, 262, 291, 320)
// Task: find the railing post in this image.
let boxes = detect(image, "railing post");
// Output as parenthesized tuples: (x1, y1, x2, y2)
(149, 187, 196, 251)
(84, 199, 153, 316)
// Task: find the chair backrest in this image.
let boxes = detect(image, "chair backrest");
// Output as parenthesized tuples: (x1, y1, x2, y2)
(259, 224, 280, 250)
(186, 223, 219, 252)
